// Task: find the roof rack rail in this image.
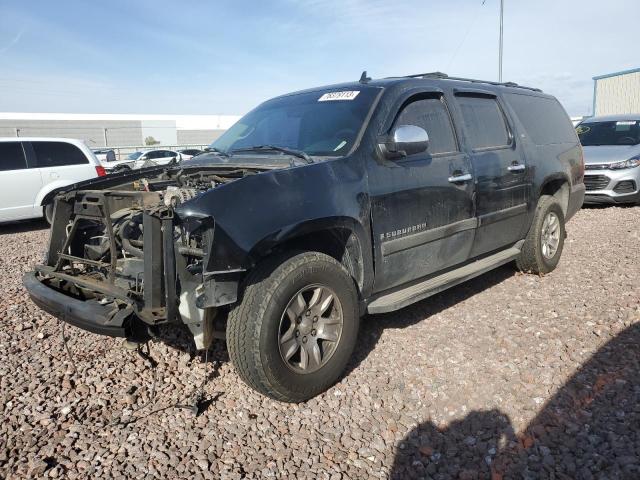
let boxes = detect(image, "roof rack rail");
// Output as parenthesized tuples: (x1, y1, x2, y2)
(403, 72, 542, 92)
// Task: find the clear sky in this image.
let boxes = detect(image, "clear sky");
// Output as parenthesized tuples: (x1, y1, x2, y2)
(0, 0, 636, 117)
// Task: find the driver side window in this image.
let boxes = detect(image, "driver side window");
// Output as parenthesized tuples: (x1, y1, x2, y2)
(395, 97, 458, 155)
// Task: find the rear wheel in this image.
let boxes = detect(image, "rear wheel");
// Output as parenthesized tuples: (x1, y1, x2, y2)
(227, 251, 359, 402)
(516, 195, 566, 274)
(44, 204, 54, 225)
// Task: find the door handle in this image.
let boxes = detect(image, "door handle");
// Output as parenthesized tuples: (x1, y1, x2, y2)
(448, 173, 473, 183)
(507, 163, 526, 172)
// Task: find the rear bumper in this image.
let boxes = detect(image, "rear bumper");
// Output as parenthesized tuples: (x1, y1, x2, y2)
(23, 272, 132, 337)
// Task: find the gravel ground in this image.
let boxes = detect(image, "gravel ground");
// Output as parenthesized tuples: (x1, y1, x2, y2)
(1, 206, 639, 480)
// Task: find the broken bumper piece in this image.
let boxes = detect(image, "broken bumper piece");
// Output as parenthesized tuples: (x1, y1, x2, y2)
(23, 272, 134, 338)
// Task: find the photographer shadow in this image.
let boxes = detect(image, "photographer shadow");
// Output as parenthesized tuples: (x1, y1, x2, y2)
(390, 322, 640, 479)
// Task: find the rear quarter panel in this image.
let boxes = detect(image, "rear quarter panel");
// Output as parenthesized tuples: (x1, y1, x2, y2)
(500, 92, 584, 223)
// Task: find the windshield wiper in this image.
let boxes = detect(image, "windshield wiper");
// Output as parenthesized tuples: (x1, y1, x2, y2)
(204, 147, 230, 157)
(231, 145, 313, 164)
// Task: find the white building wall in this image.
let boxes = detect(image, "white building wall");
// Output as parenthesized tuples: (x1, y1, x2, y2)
(141, 120, 177, 146)
(0, 113, 241, 147)
(0, 119, 142, 147)
(594, 70, 640, 116)
(177, 129, 226, 145)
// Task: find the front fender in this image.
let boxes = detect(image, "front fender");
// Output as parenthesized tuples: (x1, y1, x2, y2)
(175, 156, 373, 285)
(249, 216, 368, 259)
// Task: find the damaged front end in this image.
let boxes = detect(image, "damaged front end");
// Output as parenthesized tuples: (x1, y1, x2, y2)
(24, 168, 248, 349)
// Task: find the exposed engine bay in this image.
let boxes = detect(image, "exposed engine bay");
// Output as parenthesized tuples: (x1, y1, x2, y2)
(32, 167, 257, 348)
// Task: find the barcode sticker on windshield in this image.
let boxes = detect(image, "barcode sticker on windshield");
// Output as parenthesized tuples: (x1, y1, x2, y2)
(318, 91, 360, 102)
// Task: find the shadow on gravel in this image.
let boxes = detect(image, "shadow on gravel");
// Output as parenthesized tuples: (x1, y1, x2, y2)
(152, 323, 230, 364)
(144, 264, 516, 381)
(0, 218, 48, 234)
(389, 322, 640, 479)
(343, 264, 516, 379)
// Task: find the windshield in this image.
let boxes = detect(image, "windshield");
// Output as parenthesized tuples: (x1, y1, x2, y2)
(576, 120, 640, 146)
(127, 151, 144, 160)
(209, 87, 381, 160)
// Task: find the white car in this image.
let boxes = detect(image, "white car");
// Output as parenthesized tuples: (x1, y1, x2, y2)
(92, 148, 116, 163)
(108, 149, 182, 172)
(177, 148, 204, 160)
(0, 137, 106, 224)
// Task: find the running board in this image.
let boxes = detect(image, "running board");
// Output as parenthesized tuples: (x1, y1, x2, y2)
(367, 245, 522, 314)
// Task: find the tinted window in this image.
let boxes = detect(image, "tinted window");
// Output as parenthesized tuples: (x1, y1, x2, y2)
(456, 96, 510, 149)
(506, 94, 577, 145)
(575, 120, 640, 146)
(211, 87, 380, 158)
(0, 142, 27, 171)
(395, 97, 457, 154)
(32, 142, 88, 167)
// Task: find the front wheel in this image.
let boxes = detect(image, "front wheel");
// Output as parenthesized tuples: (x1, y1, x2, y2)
(516, 195, 566, 274)
(227, 251, 359, 402)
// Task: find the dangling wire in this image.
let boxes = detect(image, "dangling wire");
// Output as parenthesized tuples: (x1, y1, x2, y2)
(112, 344, 218, 426)
(446, 0, 487, 72)
(60, 321, 219, 427)
(61, 322, 78, 373)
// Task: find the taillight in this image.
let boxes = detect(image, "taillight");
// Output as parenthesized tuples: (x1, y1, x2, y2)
(95, 166, 107, 177)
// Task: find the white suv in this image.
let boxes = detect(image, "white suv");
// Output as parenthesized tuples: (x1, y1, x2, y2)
(0, 138, 106, 224)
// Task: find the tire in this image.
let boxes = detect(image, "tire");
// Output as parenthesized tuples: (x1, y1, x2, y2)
(516, 195, 566, 274)
(227, 251, 359, 402)
(44, 203, 54, 225)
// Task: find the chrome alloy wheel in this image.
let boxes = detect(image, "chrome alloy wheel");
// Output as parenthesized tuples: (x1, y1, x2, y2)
(541, 211, 561, 259)
(278, 284, 344, 374)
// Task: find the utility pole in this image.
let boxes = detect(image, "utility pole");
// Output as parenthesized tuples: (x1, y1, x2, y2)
(498, 0, 504, 82)
(103, 128, 108, 147)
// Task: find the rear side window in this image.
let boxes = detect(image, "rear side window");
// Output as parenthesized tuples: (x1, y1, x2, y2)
(456, 95, 510, 149)
(0, 142, 27, 171)
(32, 142, 88, 167)
(394, 97, 458, 154)
(505, 94, 577, 145)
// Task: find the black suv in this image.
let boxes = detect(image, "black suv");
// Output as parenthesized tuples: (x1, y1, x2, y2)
(24, 73, 585, 402)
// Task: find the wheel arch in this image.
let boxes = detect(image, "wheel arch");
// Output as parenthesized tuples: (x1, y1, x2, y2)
(538, 174, 570, 215)
(35, 180, 79, 208)
(248, 217, 372, 296)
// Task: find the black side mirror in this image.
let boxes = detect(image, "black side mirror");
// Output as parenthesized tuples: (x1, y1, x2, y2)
(380, 125, 430, 159)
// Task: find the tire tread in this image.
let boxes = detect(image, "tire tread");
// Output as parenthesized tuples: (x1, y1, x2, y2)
(227, 251, 355, 402)
(516, 195, 564, 274)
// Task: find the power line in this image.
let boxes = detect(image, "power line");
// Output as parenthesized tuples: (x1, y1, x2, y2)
(446, 0, 487, 72)
(498, 0, 504, 82)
